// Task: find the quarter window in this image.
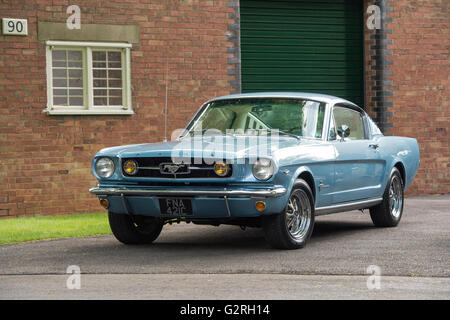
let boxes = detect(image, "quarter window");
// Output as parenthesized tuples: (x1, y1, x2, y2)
(367, 116, 383, 136)
(45, 41, 133, 115)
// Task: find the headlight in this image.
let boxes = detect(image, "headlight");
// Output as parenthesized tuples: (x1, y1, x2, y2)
(252, 158, 274, 181)
(123, 159, 138, 175)
(95, 157, 115, 178)
(214, 162, 229, 177)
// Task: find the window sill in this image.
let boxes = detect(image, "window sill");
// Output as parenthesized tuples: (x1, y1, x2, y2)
(43, 108, 135, 116)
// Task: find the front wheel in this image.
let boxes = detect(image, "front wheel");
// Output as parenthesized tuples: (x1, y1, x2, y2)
(262, 180, 315, 249)
(370, 167, 404, 227)
(108, 212, 164, 244)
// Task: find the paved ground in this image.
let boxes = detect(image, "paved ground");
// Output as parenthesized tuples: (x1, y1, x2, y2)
(1, 274, 449, 300)
(0, 195, 449, 299)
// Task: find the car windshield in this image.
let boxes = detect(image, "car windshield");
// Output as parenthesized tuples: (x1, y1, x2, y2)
(186, 98, 326, 139)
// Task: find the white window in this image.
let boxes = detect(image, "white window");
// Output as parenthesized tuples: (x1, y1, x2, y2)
(44, 41, 133, 115)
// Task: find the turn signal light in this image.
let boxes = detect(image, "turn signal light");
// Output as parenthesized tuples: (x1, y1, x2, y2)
(99, 198, 109, 209)
(255, 201, 266, 212)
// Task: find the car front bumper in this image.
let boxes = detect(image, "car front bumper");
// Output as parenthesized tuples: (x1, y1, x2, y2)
(89, 185, 288, 218)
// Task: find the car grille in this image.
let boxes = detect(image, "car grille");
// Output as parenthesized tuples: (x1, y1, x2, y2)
(121, 157, 233, 179)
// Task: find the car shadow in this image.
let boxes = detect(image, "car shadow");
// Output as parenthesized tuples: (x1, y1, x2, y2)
(150, 226, 269, 250)
(141, 219, 376, 250)
(1, 219, 379, 274)
(42, 218, 377, 258)
(311, 220, 375, 240)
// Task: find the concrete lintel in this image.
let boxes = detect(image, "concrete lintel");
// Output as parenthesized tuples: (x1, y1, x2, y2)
(38, 22, 140, 44)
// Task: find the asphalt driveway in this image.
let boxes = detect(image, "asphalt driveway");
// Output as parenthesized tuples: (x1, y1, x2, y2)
(0, 195, 449, 299)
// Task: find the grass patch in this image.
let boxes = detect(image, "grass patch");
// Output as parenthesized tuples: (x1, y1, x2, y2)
(0, 213, 111, 245)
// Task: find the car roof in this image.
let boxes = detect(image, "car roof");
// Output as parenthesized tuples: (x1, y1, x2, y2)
(208, 92, 360, 108)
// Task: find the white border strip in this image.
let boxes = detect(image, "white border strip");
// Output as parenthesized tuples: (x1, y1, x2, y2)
(46, 40, 132, 48)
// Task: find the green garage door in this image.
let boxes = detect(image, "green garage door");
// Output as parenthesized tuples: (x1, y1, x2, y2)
(240, 0, 364, 106)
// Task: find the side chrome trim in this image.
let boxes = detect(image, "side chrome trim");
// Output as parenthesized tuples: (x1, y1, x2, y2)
(315, 198, 383, 216)
(89, 186, 287, 198)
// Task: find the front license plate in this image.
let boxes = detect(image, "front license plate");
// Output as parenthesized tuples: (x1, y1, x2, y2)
(159, 198, 193, 216)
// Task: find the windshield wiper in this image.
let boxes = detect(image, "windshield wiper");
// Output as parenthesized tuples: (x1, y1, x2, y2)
(181, 129, 236, 139)
(265, 128, 301, 141)
(181, 128, 301, 141)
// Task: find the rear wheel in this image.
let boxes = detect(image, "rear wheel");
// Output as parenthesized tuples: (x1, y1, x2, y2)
(108, 212, 164, 244)
(262, 180, 315, 249)
(370, 167, 404, 227)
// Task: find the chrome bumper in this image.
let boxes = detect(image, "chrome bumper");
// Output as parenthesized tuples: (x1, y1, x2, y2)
(89, 186, 287, 198)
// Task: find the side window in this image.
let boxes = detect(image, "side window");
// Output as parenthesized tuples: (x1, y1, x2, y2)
(333, 106, 366, 140)
(367, 116, 383, 136)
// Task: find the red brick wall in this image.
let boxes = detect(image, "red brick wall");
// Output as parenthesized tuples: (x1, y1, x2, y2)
(385, 0, 449, 195)
(363, 0, 449, 196)
(0, 0, 235, 217)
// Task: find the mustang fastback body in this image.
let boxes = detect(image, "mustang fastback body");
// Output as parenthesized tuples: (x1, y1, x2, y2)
(90, 92, 420, 249)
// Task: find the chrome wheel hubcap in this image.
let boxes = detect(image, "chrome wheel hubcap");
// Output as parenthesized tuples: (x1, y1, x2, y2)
(389, 175, 403, 218)
(285, 190, 312, 240)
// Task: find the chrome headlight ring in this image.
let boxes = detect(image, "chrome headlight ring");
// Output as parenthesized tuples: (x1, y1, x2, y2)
(252, 158, 274, 181)
(95, 157, 115, 178)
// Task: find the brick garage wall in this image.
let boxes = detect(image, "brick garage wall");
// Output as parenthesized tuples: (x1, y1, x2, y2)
(386, 0, 449, 195)
(364, 0, 394, 133)
(364, 0, 449, 196)
(0, 0, 236, 217)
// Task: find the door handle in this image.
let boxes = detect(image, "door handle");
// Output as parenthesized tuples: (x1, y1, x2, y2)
(369, 143, 379, 149)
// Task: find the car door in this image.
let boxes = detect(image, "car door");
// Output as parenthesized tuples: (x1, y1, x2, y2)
(329, 104, 384, 203)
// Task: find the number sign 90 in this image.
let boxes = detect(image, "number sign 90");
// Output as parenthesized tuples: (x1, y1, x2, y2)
(2, 18, 28, 36)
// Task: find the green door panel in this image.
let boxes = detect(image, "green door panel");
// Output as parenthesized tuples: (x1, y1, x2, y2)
(240, 0, 365, 107)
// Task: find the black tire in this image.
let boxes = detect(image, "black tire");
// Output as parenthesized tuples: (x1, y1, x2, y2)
(108, 212, 164, 244)
(262, 179, 315, 249)
(370, 167, 404, 227)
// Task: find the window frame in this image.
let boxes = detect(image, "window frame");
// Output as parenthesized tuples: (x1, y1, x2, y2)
(183, 98, 327, 140)
(44, 41, 134, 115)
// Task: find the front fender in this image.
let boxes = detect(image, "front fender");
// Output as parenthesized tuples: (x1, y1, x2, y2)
(273, 165, 316, 208)
(289, 166, 316, 196)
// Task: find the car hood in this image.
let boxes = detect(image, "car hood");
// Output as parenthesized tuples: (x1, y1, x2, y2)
(96, 135, 323, 162)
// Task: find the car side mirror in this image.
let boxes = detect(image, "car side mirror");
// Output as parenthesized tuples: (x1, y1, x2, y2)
(337, 125, 350, 141)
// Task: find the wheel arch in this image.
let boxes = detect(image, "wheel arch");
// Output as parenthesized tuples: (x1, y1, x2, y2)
(294, 169, 316, 203)
(393, 161, 406, 189)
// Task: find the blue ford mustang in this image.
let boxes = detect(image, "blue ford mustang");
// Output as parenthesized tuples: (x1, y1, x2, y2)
(90, 92, 420, 249)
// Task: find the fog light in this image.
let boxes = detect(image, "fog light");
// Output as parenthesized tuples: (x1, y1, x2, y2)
(214, 162, 229, 177)
(123, 159, 138, 175)
(255, 201, 266, 212)
(99, 198, 109, 209)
